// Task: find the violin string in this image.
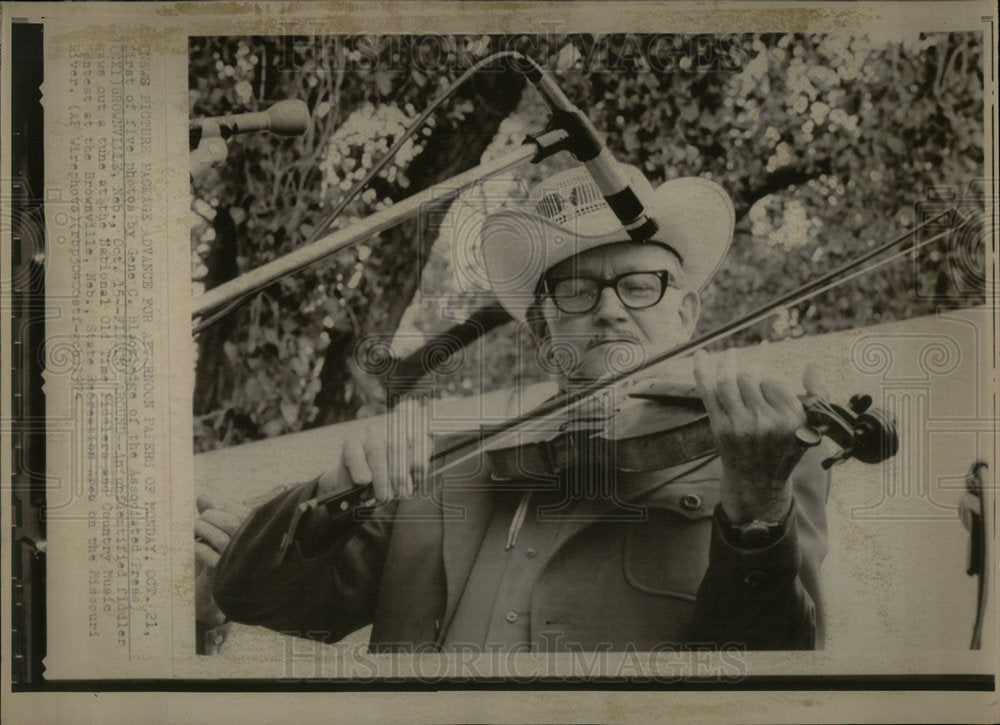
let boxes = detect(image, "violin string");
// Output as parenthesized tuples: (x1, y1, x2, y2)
(308, 214, 960, 511)
(429, 227, 953, 477)
(430, 209, 958, 463)
(802, 395, 854, 433)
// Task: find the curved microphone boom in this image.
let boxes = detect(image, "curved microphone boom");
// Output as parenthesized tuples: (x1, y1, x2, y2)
(189, 99, 311, 147)
(519, 56, 660, 242)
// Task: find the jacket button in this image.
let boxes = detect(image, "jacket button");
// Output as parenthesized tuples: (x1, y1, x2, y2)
(743, 569, 767, 586)
(505, 611, 519, 623)
(524, 548, 537, 559)
(680, 493, 702, 511)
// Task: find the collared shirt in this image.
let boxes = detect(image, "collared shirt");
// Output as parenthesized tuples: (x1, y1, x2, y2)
(440, 456, 719, 651)
(442, 486, 569, 650)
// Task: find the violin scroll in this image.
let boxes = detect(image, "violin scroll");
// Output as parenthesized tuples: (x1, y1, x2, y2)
(798, 393, 899, 470)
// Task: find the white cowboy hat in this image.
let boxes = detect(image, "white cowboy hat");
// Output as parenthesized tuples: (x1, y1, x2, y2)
(479, 164, 734, 321)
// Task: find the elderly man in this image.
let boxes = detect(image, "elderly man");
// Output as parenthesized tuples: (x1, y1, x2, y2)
(201, 165, 830, 652)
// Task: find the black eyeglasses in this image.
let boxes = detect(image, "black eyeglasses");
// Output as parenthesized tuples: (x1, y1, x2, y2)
(541, 270, 680, 314)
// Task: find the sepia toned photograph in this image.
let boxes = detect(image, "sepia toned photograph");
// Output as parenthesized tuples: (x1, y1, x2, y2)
(2, 2, 997, 723)
(188, 29, 990, 666)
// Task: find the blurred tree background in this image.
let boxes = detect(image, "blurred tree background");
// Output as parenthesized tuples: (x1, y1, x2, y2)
(190, 32, 985, 453)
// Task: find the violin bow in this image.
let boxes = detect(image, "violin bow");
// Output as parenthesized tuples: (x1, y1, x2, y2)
(278, 206, 967, 553)
(429, 206, 964, 462)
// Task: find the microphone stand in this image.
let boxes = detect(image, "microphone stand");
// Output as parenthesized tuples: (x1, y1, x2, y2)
(191, 51, 643, 327)
(192, 127, 570, 321)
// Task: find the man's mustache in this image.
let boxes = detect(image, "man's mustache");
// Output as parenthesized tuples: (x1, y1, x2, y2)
(585, 332, 643, 351)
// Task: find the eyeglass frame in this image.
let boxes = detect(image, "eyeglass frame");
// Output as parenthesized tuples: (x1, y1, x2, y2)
(538, 269, 683, 315)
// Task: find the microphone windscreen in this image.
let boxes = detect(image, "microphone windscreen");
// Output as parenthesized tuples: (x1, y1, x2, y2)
(266, 99, 311, 136)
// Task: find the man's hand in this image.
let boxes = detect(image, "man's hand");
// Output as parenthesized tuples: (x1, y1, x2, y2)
(317, 398, 433, 505)
(194, 495, 241, 625)
(694, 349, 828, 524)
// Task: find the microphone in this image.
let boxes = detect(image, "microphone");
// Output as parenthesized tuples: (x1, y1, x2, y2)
(189, 99, 310, 147)
(519, 59, 659, 242)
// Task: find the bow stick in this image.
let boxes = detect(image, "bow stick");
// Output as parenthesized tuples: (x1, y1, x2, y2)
(279, 206, 966, 552)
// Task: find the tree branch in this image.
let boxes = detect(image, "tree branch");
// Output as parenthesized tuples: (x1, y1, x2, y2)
(309, 67, 527, 427)
(734, 159, 833, 221)
(385, 303, 513, 396)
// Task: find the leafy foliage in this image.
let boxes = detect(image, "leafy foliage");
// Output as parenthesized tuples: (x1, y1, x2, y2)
(190, 35, 529, 450)
(409, 31, 985, 395)
(191, 32, 984, 453)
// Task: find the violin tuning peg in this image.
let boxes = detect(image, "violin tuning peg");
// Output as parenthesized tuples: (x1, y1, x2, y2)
(822, 447, 854, 470)
(795, 425, 823, 448)
(849, 394, 872, 414)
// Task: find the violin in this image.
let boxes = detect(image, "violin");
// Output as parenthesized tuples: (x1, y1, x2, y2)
(485, 379, 898, 480)
(278, 377, 898, 553)
(269, 205, 956, 555)
(270, 202, 948, 554)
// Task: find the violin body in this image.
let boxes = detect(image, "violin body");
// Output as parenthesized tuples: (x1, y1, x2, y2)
(281, 377, 899, 553)
(485, 381, 715, 480)
(483, 378, 899, 482)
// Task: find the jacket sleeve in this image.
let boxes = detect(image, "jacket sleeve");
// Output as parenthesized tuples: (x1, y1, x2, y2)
(689, 450, 830, 650)
(213, 477, 396, 642)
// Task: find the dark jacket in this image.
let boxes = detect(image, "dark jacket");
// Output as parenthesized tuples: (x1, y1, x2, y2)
(214, 446, 830, 652)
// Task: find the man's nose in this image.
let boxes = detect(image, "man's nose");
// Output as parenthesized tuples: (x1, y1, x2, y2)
(591, 285, 629, 323)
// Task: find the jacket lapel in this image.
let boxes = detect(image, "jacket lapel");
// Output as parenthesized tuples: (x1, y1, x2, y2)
(438, 460, 497, 639)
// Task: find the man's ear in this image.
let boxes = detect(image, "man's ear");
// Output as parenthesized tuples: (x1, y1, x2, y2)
(679, 289, 700, 337)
